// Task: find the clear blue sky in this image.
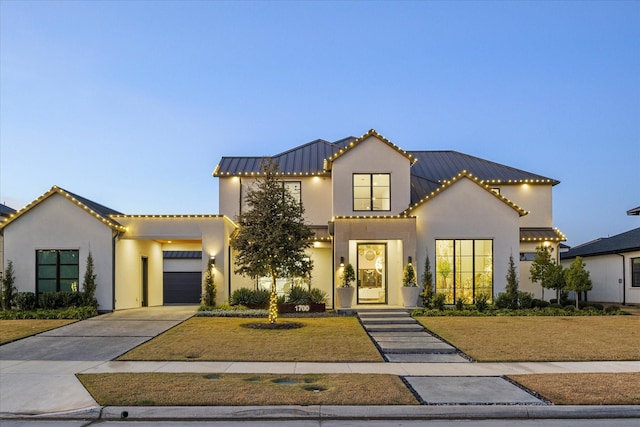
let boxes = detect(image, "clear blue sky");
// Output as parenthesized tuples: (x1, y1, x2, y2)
(1, 0, 638, 247)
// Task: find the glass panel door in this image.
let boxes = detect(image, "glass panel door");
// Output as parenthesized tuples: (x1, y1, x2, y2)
(357, 243, 386, 304)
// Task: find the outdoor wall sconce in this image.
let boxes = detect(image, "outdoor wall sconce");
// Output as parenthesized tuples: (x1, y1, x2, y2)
(340, 256, 345, 267)
(408, 256, 413, 265)
(210, 255, 216, 267)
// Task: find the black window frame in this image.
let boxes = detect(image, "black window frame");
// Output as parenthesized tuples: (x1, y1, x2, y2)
(36, 249, 79, 298)
(282, 181, 302, 204)
(352, 173, 391, 212)
(632, 257, 640, 287)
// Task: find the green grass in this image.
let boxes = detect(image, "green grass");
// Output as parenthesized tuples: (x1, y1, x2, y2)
(118, 317, 383, 362)
(0, 319, 76, 345)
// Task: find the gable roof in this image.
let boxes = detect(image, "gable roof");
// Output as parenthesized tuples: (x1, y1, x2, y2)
(0, 186, 126, 232)
(0, 203, 16, 218)
(213, 130, 560, 204)
(404, 170, 528, 216)
(627, 206, 640, 216)
(561, 227, 640, 259)
(323, 129, 417, 170)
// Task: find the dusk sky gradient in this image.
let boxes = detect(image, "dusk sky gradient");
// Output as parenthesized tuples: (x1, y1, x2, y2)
(1, 0, 638, 247)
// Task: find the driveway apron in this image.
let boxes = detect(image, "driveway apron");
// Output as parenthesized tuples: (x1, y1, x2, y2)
(0, 306, 197, 415)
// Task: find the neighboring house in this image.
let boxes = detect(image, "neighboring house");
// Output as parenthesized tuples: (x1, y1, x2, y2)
(1, 129, 565, 310)
(1, 203, 17, 281)
(560, 210, 640, 304)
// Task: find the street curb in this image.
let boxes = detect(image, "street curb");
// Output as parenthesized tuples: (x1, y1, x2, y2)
(9, 404, 631, 421)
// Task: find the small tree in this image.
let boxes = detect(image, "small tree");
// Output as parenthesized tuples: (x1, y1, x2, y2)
(82, 252, 98, 308)
(231, 160, 314, 324)
(543, 263, 565, 303)
(530, 245, 553, 298)
(341, 263, 355, 287)
(564, 256, 592, 309)
(2, 260, 16, 310)
(402, 263, 417, 287)
(419, 255, 435, 308)
(504, 253, 519, 309)
(202, 257, 217, 307)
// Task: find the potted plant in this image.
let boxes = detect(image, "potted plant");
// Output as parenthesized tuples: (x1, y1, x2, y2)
(401, 262, 420, 307)
(336, 263, 355, 308)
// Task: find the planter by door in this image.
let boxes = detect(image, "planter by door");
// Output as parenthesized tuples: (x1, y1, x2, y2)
(336, 287, 355, 308)
(401, 287, 420, 308)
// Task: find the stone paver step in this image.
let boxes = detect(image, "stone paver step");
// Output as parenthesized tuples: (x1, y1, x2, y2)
(359, 317, 418, 325)
(357, 310, 410, 318)
(363, 323, 425, 332)
(385, 353, 469, 363)
(377, 341, 457, 354)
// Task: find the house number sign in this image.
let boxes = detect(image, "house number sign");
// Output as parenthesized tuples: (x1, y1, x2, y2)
(294, 304, 310, 312)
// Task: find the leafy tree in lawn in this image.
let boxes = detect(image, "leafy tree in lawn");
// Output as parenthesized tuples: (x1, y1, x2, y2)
(564, 256, 592, 309)
(530, 245, 562, 301)
(2, 260, 16, 310)
(419, 255, 435, 308)
(82, 251, 98, 308)
(231, 159, 314, 324)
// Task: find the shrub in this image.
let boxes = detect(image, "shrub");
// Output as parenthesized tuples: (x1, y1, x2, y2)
(549, 303, 562, 309)
(250, 288, 270, 307)
(455, 297, 466, 311)
(518, 291, 534, 309)
(82, 251, 99, 308)
(2, 260, 17, 310)
(309, 288, 327, 304)
(531, 298, 550, 308)
(494, 292, 510, 309)
(201, 258, 216, 307)
(39, 292, 59, 309)
(564, 305, 576, 312)
(587, 303, 604, 311)
(433, 293, 446, 311)
(475, 293, 490, 312)
(286, 285, 310, 304)
(604, 306, 620, 315)
(230, 287, 254, 306)
(13, 292, 36, 311)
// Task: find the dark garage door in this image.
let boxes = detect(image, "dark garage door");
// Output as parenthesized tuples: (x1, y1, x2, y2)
(163, 272, 201, 304)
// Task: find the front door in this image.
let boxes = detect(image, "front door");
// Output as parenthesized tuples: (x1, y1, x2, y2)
(357, 243, 387, 304)
(141, 257, 148, 307)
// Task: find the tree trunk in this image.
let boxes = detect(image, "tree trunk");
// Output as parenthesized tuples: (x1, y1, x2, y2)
(268, 274, 279, 324)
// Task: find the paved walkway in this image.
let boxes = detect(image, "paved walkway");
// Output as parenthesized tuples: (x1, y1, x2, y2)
(1, 306, 640, 422)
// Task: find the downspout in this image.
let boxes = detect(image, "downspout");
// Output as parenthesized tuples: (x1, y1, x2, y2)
(112, 230, 121, 312)
(616, 253, 626, 305)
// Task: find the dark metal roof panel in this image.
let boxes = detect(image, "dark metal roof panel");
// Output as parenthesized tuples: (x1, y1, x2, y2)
(0, 203, 16, 217)
(627, 206, 640, 216)
(408, 151, 559, 185)
(163, 251, 203, 259)
(58, 187, 124, 217)
(520, 228, 564, 240)
(561, 227, 640, 259)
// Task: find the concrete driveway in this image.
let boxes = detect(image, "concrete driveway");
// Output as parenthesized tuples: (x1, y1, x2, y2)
(0, 305, 197, 415)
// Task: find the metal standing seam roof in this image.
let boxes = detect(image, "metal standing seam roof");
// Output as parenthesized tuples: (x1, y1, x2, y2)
(560, 227, 640, 259)
(163, 251, 203, 259)
(520, 227, 566, 242)
(213, 131, 561, 204)
(627, 206, 640, 216)
(0, 203, 16, 217)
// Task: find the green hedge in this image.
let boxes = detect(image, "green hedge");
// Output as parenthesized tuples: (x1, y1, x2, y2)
(0, 306, 98, 320)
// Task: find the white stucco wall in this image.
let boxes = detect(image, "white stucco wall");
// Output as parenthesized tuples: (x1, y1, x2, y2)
(499, 184, 553, 228)
(115, 239, 163, 309)
(561, 251, 640, 304)
(332, 136, 412, 216)
(2, 193, 115, 311)
(414, 177, 521, 298)
(218, 176, 332, 226)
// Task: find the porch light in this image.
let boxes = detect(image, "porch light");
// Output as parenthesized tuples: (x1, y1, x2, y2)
(210, 256, 216, 267)
(408, 256, 413, 265)
(340, 257, 345, 267)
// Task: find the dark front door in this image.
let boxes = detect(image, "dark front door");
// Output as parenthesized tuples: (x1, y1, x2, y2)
(141, 257, 148, 307)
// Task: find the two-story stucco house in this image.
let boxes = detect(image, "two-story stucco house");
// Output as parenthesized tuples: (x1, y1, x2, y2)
(1, 129, 565, 311)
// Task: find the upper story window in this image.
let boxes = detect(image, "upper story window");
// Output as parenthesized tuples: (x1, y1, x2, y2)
(282, 181, 301, 204)
(353, 173, 390, 211)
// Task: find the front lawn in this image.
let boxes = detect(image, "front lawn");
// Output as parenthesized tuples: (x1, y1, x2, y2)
(510, 373, 640, 405)
(0, 319, 76, 345)
(77, 373, 418, 406)
(118, 317, 383, 362)
(416, 316, 640, 362)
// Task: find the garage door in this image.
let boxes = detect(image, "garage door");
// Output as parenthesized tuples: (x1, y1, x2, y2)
(163, 272, 201, 304)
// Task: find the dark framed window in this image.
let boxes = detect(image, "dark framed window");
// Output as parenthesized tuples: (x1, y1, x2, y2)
(435, 239, 493, 304)
(36, 250, 79, 297)
(632, 258, 640, 287)
(282, 181, 301, 204)
(353, 173, 390, 211)
(520, 252, 536, 261)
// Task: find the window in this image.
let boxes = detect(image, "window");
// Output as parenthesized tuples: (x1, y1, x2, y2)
(435, 239, 493, 304)
(520, 252, 536, 261)
(353, 173, 390, 211)
(283, 181, 301, 204)
(36, 250, 79, 297)
(632, 258, 640, 287)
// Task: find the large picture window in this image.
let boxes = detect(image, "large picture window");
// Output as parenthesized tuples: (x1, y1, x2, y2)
(435, 239, 493, 304)
(353, 173, 390, 211)
(36, 250, 79, 297)
(632, 258, 640, 288)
